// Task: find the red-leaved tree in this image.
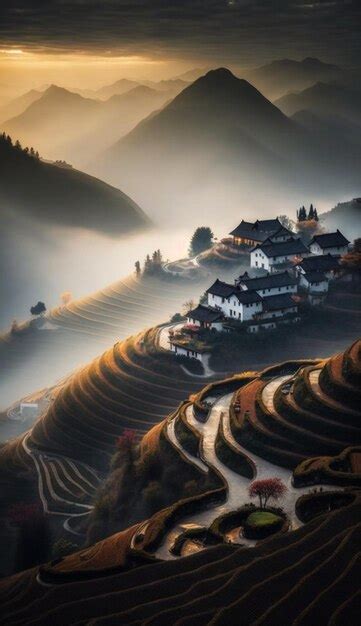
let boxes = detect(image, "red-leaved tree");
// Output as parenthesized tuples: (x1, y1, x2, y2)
(116, 429, 137, 452)
(112, 429, 138, 470)
(248, 478, 287, 509)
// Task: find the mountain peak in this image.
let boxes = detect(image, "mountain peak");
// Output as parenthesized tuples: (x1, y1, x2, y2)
(301, 57, 338, 69)
(201, 67, 237, 82)
(172, 66, 271, 107)
(44, 84, 76, 98)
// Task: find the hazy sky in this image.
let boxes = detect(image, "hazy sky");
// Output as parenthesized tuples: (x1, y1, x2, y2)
(0, 0, 360, 93)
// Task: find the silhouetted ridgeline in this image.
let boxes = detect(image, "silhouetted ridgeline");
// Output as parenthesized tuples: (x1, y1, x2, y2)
(0, 133, 151, 235)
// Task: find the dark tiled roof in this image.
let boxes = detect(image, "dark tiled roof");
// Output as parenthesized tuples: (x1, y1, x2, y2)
(187, 305, 224, 323)
(262, 293, 298, 312)
(299, 254, 340, 272)
(206, 279, 235, 298)
(233, 290, 262, 304)
(229, 218, 282, 240)
(310, 230, 350, 248)
(238, 270, 297, 290)
(255, 219, 282, 230)
(302, 271, 328, 283)
(271, 226, 295, 239)
(255, 238, 309, 258)
(206, 279, 262, 304)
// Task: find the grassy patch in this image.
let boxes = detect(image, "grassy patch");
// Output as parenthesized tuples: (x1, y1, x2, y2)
(246, 511, 282, 528)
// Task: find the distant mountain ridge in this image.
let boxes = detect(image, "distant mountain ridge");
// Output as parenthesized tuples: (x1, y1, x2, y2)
(0, 89, 43, 124)
(0, 134, 151, 235)
(1, 83, 175, 166)
(244, 57, 343, 100)
(94, 67, 360, 224)
(275, 82, 361, 126)
(86, 77, 188, 100)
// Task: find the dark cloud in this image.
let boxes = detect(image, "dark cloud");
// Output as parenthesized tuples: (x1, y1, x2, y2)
(0, 1, 360, 66)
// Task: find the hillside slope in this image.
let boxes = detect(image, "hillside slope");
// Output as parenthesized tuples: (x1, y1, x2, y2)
(0, 133, 151, 235)
(320, 198, 361, 240)
(1, 500, 359, 625)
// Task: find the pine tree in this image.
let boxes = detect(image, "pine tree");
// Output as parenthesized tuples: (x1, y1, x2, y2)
(308, 204, 314, 220)
(297, 206, 307, 222)
(144, 254, 151, 273)
(314, 207, 319, 221)
(135, 260, 141, 276)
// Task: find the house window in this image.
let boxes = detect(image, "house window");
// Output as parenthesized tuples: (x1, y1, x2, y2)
(255, 261, 258, 267)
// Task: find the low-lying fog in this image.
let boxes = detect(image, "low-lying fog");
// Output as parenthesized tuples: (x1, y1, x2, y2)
(0, 219, 192, 330)
(0, 194, 357, 416)
(1, 197, 339, 330)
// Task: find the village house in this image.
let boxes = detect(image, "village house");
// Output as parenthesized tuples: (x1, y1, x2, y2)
(206, 280, 263, 322)
(186, 304, 224, 330)
(168, 218, 352, 358)
(299, 271, 329, 305)
(247, 293, 300, 333)
(295, 254, 341, 280)
(250, 237, 309, 272)
(169, 339, 210, 363)
(193, 275, 301, 333)
(235, 270, 298, 296)
(309, 230, 349, 256)
(229, 218, 294, 247)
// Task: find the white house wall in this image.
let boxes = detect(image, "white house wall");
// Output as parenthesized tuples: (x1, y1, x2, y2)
(299, 275, 329, 292)
(309, 243, 348, 256)
(251, 250, 309, 270)
(250, 250, 270, 270)
(170, 343, 204, 362)
(207, 293, 224, 308)
(254, 284, 297, 296)
(219, 296, 262, 322)
(258, 305, 298, 320)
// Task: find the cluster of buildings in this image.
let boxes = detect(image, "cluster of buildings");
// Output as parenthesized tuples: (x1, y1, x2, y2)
(169, 217, 350, 362)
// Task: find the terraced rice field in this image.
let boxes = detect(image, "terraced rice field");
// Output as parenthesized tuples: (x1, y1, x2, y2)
(0, 325, 218, 519)
(232, 340, 361, 468)
(0, 459, 359, 624)
(47, 274, 206, 339)
(0, 341, 360, 624)
(0, 272, 209, 409)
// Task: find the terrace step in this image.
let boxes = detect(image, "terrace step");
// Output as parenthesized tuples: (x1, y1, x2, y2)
(319, 352, 361, 409)
(275, 385, 361, 444)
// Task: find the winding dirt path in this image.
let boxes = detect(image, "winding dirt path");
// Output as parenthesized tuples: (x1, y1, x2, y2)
(155, 390, 340, 559)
